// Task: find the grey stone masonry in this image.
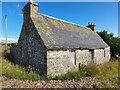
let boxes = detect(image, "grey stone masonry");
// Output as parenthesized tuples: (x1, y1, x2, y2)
(47, 47, 110, 76)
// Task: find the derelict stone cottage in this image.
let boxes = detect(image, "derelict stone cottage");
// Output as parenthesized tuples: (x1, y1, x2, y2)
(10, 0, 110, 76)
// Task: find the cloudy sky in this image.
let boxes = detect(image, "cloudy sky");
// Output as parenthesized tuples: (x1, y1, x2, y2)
(1, 2, 118, 43)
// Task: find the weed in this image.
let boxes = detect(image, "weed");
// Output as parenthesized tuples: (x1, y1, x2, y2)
(86, 64, 99, 76)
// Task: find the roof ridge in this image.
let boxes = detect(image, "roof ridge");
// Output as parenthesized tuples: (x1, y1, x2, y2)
(37, 13, 91, 30)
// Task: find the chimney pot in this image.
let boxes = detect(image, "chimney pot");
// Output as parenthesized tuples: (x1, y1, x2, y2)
(86, 22, 96, 32)
(29, 0, 33, 3)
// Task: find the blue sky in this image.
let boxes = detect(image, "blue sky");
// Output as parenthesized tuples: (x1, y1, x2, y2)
(1, 2, 118, 42)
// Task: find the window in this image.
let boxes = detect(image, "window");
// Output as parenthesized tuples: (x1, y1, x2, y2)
(69, 50, 76, 65)
(89, 49, 94, 63)
(104, 49, 106, 57)
(74, 50, 76, 65)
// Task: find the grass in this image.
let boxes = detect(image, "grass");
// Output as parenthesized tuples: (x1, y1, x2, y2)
(1, 45, 119, 88)
(91, 83, 112, 88)
(2, 57, 43, 81)
(53, 60, 118, 81)
(52, 70, 86, 80)
(86, 60, 118, 78)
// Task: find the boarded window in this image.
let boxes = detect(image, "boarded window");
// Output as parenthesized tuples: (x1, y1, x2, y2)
(69, 50, 76, 65)
(74, 51, 76, 65)
(69, 51, 74, 64)
(104, 49, 106, 57)
(89, 49, 94, 64)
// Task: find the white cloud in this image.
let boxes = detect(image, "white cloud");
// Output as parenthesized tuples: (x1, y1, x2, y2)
(0, 37, 18, 43)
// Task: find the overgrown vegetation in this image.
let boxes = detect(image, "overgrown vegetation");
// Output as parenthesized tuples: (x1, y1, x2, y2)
(2, 58, 41, 81)
(53, 60, 118, 82)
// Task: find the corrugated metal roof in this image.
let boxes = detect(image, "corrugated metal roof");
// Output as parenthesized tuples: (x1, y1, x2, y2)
(31, 13, 109, 49)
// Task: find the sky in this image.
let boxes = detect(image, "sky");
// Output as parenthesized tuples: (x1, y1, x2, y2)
(1, 2, 118, 43)
(118, 1, 120, 37)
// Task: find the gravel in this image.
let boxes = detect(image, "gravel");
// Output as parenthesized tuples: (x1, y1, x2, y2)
(2, 76, 119, 88)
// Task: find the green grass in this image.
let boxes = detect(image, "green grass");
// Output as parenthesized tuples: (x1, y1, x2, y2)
(2, 58, 43, 81)
(53, 60, 118, 82)
(52, 70, 86, 80)
(86, 60, 118, 78)
(91, 83, 112, 88)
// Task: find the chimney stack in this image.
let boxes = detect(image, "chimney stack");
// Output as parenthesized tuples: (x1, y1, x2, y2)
(22, 0, 38, 22)
(86, 22, 96, 32)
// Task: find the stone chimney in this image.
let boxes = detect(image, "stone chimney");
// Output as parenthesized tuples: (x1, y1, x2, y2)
(86, 22, 96, 32)
(22, 0, 38, 22)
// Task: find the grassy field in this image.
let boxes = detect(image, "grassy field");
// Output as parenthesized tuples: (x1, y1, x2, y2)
(1, 45, 119, 88)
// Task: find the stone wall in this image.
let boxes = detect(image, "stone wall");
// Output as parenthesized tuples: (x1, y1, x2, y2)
(76, 50, 91, 65)
(10, 2, 47, 75)
(47, 47, 110, 76)
(94, 47, 110, 64)
(10, 19, 47, 74)
(47, 50, 77, 76)
(26, 20, 47, 74)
